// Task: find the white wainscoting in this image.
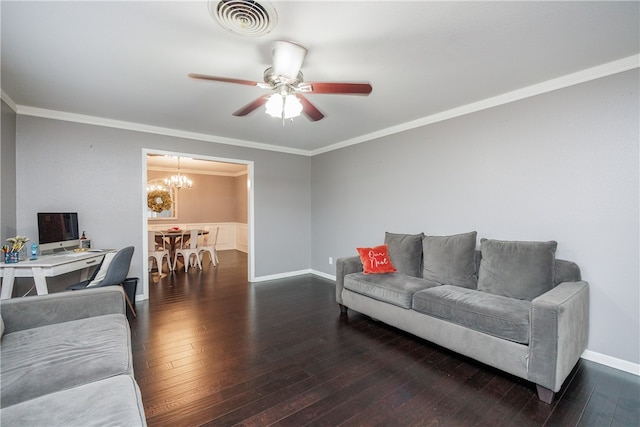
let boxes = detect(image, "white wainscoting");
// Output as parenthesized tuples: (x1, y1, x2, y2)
(148, 222, 248, 253)
(236, 223, 248, 253)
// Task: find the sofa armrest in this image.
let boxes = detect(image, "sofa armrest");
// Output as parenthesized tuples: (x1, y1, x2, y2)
(1, 287, 127, 334)
(336, 256, 363, 305)
(528, 281, 589, 392)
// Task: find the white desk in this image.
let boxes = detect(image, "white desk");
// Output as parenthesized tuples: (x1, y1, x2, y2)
(0, 251, 108, 299)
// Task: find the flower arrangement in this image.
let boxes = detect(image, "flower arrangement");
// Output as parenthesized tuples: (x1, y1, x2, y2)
(147, 190, 173, 213)
(4, 236, 29, 263)
(6, 236, 29, 252)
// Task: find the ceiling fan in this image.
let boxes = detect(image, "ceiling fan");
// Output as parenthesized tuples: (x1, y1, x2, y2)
(188, 41, 372, 122)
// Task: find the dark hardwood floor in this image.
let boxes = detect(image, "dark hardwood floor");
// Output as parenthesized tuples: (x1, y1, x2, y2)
(130, 250, 640, 426)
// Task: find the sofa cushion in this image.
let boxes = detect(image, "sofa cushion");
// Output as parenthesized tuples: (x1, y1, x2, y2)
(356, 244, 397, 274)
(0, 313, 132, 407)
(0, 375, 146, 426)
(384, 232, 424, 277)
(412, 285, 531, 344)
(477, 239, 558, 301)
(344, 272, 440, 309)
(422, 231, 478, 289)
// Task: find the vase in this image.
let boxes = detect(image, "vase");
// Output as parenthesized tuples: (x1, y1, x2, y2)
(5, 252, 19, 263)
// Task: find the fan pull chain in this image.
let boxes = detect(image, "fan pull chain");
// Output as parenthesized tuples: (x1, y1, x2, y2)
(281, 94, 286, 126)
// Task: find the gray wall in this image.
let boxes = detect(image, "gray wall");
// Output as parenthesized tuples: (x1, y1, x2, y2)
(1, 100, 17, 240)
(311, 69, 639, 365)
(15, 117, 311, 283)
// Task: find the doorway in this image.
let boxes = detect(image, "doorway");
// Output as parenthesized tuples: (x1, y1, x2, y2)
(141, 149, 254, 300)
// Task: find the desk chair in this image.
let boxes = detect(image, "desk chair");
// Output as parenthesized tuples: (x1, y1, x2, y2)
(148, 231, 172, 273)
(66, 246, 137, 316)
(173, 230, 202, 272)
(198, 226, 219, 267)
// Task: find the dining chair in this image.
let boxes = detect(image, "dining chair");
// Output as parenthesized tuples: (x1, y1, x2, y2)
(198, 226, 219, 267)
(173, 229, 202, 272)
(148, 231, 172, 273)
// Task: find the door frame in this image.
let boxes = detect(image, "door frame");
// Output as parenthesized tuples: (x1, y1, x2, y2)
(140, 148, 255, 300)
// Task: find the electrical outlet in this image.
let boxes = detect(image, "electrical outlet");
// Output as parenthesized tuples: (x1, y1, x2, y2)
(329, 257, 333, 265)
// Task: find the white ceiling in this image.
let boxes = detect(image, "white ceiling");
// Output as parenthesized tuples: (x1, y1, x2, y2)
(2, 1, 638, 154)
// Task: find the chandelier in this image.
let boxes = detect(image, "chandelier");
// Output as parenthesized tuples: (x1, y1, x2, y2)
(146, 183, 168, 192)
(164, 157, 193, 190)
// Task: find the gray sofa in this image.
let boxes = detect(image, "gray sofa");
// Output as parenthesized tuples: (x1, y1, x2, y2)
(0, 287, 146, 426)
(336, 232, 589, 403)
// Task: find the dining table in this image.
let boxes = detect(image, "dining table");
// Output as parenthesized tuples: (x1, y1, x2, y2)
(155, 229, 209, 263)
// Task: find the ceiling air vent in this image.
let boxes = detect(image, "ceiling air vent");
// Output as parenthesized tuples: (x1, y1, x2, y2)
(210, 0, 277, 37)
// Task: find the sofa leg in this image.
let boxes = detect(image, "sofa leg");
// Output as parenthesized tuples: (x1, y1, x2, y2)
(338, 304, 348, 314)
(536, 384, 555, 404)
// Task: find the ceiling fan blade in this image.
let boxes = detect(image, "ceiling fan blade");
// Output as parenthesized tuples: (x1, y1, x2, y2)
(297, 94, 324, 122)
(272, 41, 307, 81)
(232, 95, 270, 116)
(188, 73, 260, 87)
(302, 82, 372, 95)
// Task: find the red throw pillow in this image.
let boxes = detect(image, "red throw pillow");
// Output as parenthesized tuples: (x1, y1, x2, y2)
(356, 244, 397, 274)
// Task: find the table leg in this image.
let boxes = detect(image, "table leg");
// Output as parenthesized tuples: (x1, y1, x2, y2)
(31, 267, 49, 295)
(79, 266, 92, 282)
(0, 268, 16, 299)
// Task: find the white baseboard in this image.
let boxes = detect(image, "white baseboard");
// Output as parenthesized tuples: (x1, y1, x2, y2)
(582, 350, 640, 376)
(310, 270, 336, 281)
(252, 269, 312, 282)
(252, 269, 336, 282)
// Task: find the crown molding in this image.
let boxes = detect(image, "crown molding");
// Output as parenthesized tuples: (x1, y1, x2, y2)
(9, 54, 638, 158)
(0, 90, 18, 112)
(14, 106, 310, 156)
(311, 54, 640, 156)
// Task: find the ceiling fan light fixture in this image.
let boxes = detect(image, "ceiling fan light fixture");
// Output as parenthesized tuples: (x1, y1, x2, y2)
(265, 94, 302, 119)
(211, 0, 277, 37)
(189, 40, 372, 122)
(272, 41, 307, 81)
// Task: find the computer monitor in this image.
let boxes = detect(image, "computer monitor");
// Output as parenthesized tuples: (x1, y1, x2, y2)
(37, 212, 80, 253)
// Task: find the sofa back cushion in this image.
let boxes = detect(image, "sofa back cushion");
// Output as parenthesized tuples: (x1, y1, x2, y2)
(422, 231, 478, 289)
(477, 239, 557, 301)
(384, 232, 424, 277)
(474, 251, 580, 286)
